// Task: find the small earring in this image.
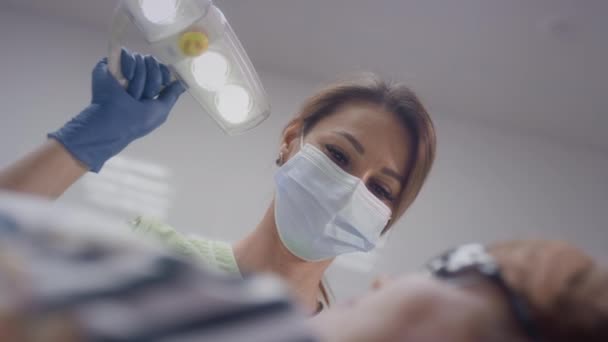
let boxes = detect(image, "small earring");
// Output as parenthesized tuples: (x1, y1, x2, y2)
(275, 152, 284, 166)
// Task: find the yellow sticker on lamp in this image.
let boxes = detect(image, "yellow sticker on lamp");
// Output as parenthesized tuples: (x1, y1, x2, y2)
(178, 31, 209, 57)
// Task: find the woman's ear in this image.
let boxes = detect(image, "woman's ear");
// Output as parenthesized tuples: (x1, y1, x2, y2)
(276, 143, 288, 166)
(281, 119, 304, 154)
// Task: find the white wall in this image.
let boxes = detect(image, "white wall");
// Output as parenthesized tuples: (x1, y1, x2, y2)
(1, 9, 607, 299)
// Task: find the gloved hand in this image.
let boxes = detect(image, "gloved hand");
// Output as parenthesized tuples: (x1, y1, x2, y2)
(49, 49, 186, 172)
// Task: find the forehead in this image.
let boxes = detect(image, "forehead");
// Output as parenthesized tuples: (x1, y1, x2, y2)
(306, 101, 414, 175)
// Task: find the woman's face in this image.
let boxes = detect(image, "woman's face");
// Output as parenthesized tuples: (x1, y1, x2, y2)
(284, 101, 413, 211)
(312, 274, 525, 342)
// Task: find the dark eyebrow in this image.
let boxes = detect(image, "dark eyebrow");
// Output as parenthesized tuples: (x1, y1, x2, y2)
(381, 167, 405, 186)
(334, 131, 365, 155)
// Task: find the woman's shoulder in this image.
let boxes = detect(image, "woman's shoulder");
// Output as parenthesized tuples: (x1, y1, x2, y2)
(129, 216, 199, 256)
(130, 216, 241, 276)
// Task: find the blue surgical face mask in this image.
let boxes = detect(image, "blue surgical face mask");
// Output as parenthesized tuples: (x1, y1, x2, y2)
(273, 142, 392, 262)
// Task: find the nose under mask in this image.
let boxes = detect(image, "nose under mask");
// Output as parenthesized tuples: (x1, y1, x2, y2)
(273, 143, 392, 262)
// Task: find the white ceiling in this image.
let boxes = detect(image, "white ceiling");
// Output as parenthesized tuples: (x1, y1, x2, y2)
(3, 0, 608, 152)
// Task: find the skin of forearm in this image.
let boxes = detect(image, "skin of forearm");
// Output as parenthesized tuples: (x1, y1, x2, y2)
(0, 140, 88, 198)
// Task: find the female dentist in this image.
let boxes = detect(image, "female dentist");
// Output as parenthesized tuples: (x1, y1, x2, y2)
(0, 50, 436, 314)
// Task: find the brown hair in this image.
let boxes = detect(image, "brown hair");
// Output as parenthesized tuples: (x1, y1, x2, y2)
(488, 240, 608, 341)
(283, 74, 436, 227)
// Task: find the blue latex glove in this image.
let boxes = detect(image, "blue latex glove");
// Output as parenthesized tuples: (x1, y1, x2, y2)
(49, 49, 186, 172)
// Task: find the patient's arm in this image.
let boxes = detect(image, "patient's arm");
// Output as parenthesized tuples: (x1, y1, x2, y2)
(0, 140, 87, 198)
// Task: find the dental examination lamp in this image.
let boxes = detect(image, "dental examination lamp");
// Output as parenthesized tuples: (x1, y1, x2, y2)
(108, 0, 271, 135)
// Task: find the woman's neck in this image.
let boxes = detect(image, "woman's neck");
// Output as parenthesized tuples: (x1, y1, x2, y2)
(233, 202, 332, 313)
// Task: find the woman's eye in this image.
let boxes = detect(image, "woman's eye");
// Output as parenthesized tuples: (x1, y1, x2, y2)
(325, 145, 349, 167)
(370, 183, 394, 202)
